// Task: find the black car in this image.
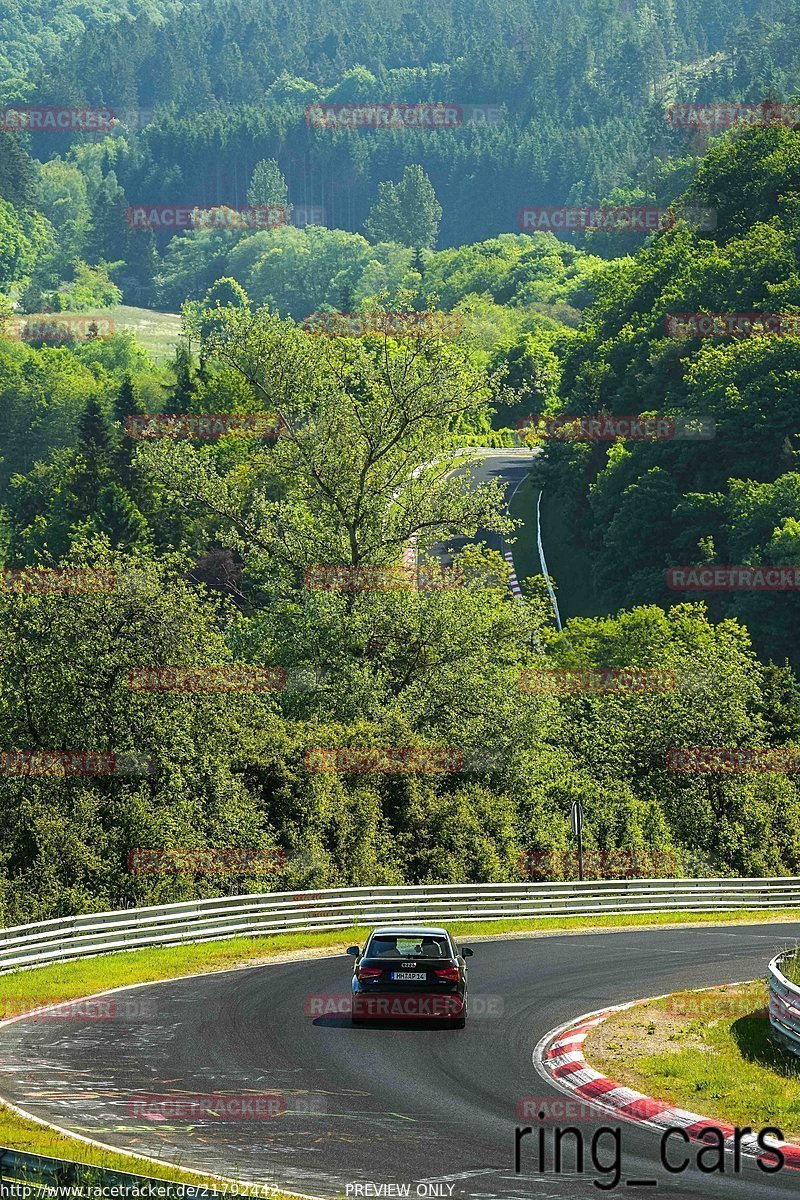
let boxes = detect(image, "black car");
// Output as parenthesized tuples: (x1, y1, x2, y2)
(347, 926, 473, 1028)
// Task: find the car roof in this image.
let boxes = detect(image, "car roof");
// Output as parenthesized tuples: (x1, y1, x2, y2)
(369, 927, 450, 937)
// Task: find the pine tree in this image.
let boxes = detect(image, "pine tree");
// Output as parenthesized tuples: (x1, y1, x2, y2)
(169, 344, 196, 414)
(78, 397, 113, 458)
(0, 132, 37, 209)
(114, 373, 141, 427)
(123, 221, 158, 306)
(90, 172, 129, 265)
(364, 166, 442, 249)
(114, 374, 142, 481)
(76, 397, 113, 509)
(247, 159, 290, 220)
(97, 484, 149, 551)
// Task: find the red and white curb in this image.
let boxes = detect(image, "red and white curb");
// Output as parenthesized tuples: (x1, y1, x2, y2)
(402, 541, 524, 601)
(533, 994, 800, 1170)
(504, 550, 524, 599)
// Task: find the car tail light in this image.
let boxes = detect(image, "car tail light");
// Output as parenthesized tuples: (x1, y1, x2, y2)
(358, 966, 383, 981)
(435, 966, 461, 983)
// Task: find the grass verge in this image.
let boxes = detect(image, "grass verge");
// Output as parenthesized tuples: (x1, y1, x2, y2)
(2, 909, 800, 1185)
(0, 1107, 280, 1196)
(584, 979, 800, 1141)
(782, 948, 800, 985)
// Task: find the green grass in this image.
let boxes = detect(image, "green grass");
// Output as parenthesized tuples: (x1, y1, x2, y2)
(585, 980, 800, 1141)
(782, 949, 800, 985)
(18, 306, 182, 361)
(3, 910, 800, 1185)
(508, 472, 602, 620)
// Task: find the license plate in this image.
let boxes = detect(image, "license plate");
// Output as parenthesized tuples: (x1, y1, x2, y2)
(391, 971, 426, 981)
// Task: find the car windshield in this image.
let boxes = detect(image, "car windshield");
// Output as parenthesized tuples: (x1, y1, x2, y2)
(367, 935, 449, 958)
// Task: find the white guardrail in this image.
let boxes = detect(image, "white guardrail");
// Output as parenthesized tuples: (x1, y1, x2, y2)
(1, 877, 800, 974)
(768, 950, 800, 1056)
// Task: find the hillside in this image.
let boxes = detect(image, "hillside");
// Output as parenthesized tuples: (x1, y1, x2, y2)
(13, 0, 788, 248)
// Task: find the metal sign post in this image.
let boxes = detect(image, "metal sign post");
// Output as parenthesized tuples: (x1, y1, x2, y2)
(571, 800, 584, 881)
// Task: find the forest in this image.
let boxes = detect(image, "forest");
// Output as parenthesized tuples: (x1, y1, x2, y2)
(1, 0, 799, 924)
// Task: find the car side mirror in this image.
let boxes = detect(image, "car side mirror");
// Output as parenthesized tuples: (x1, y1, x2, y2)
(346, 945, 360, 956)
(461, 947, 474, 957)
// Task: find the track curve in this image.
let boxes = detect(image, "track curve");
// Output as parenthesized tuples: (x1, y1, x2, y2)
(1, 922, 799, 1198)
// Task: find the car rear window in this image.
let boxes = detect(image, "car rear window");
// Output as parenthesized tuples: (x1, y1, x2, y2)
(367, 935, 450, 958)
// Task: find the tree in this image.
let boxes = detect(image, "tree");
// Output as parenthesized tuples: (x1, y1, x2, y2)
(78, 396, 113, 459)
(364, 166, 442, 249)
(0, 543, 284, 923)
(0, 131, 37, 209)
(76, 396, 114, 510)
(114, 374, 141, 428)
(89, 172, 130, 265)
(0, 199, 52, 290)
(169, 344, 197, 414)
(97, 483, 150, 550)
(34, 158, 91, 280)
(247, 159, 290, 212)
(114, 374, 142, 481)
(147, 303, 513, 581)
(203, 277, 250, 310)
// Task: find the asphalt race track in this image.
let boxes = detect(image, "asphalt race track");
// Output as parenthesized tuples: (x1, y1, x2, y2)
(467, 450, 539, 557)
(1, 923, 799, 1199)
(433, 450, 538, 567)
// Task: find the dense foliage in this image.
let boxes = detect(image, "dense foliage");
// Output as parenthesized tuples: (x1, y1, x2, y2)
(4, 0, 796, 260)
(2, 1, 800, 923)
(540, 123, 800, 666)
(1, 290, 800, 924)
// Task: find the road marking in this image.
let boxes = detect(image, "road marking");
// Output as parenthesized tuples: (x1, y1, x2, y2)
(413, 1171, 497, 1183)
